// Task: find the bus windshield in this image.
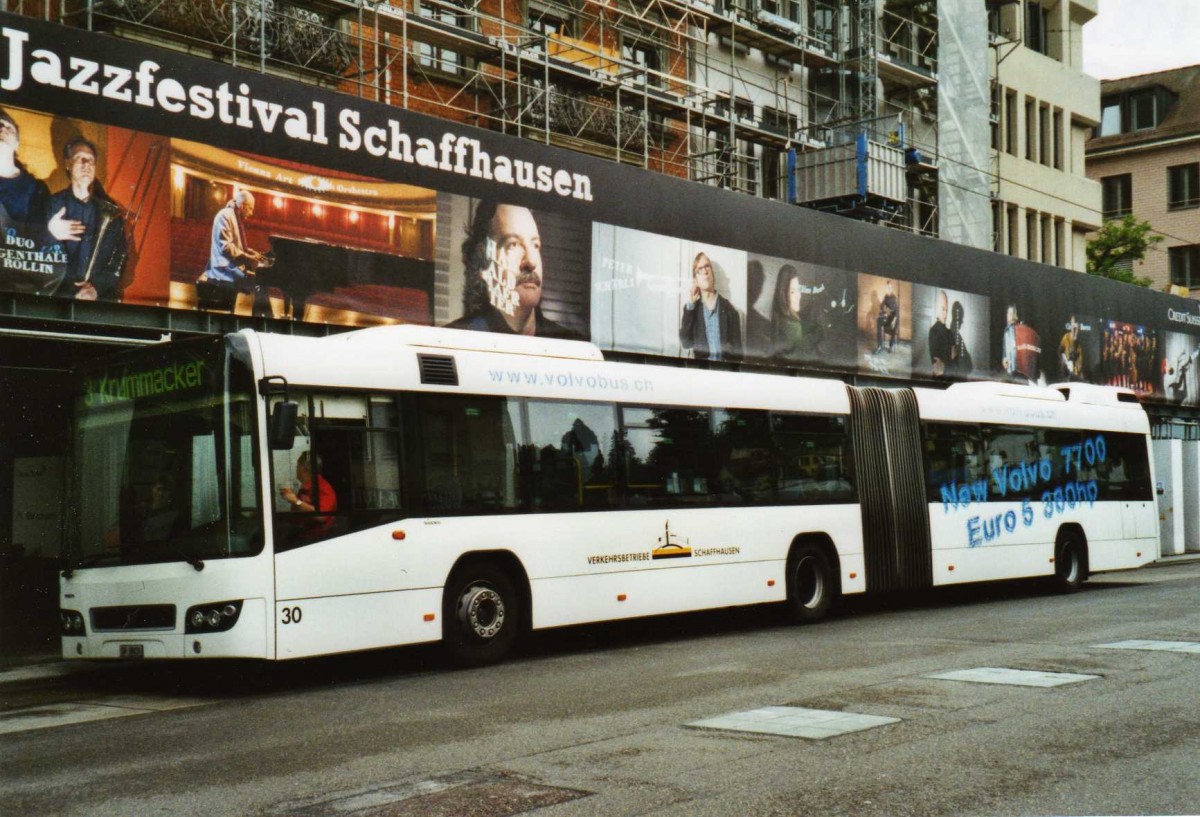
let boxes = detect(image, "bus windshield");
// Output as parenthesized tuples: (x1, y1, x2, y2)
(69, 336, 263, 568)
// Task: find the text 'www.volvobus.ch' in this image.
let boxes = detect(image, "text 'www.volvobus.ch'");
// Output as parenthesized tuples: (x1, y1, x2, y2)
(488, 369, 654, 392)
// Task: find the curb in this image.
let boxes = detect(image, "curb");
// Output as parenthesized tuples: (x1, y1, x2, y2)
(0, 661, 71, 686)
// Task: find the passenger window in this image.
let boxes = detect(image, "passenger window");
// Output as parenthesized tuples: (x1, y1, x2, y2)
(984, 425, 1040, 501)
(1096, 432, 1152, 500)
(924, 423, 984, 499)
(413, 394, 521, 514)
(773, 413, 855, 503)
(622, 406, 717, 506)
(713, 409, 774, 502)
(525, 399, 618, 510)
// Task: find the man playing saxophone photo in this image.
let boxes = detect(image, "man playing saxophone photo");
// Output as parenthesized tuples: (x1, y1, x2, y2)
(43, 135, 127, 301)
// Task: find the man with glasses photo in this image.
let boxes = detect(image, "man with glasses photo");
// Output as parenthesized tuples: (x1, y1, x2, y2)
(679, 250, 743, 362)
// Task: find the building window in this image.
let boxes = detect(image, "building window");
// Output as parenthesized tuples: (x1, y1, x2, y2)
(1170, 245, 1200, 289)
(415, 0, 467, 75)
(1097, 87, 1176, 137)
(1025, 1, 1048, 56)
(621, 38, 661, 87)
(529, 7, 570, 55)
(1024, 97, 1035, 161)
(1098, 99, 1121, 136)
(1006, 203, 1019, 256)
(1005, 89, 1018, 156)
(1026, 210, 1037, 261)
(734, 97, 758, 197)
(1052, 108, 1063, 170)
(1039, 104, 1051, 167)
(1168, 163, 1200, 210)
(1101, 174, 1132, 220)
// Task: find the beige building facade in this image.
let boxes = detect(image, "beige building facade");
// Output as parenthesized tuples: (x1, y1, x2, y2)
(989, 0, 1102, 272)
(1086, 65, 1200, 291)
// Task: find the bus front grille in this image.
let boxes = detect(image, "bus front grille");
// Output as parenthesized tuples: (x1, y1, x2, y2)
(90, 605, 176, 631)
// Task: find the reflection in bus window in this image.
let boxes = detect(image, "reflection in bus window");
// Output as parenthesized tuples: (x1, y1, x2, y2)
(526, 400, 618, 510)
(622, 407, 716, 506)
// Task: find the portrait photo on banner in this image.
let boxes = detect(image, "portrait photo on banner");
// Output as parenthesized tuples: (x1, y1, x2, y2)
(0, 106, 152, 305)
(590, 222, 746, 362)
(911, 285, 989, 381)
(440, 193, 589, 341)
(745, 253, 857, 371)
(857, 273, 913, 378)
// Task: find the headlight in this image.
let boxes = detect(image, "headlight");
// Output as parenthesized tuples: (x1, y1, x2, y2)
(184, 600, 243, 634)
(59, 609, 86, 636)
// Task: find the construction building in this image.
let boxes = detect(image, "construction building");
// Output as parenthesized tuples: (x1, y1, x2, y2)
(10, 0, 1098, 265)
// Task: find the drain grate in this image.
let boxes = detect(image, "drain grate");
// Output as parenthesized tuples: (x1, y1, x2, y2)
(279, 772, 589, 817)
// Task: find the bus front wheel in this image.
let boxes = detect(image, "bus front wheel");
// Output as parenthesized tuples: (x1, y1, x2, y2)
(785, 544, 834, 624)
(443, 561, 519, 667)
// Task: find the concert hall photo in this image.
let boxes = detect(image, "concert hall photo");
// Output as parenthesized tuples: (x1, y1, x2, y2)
(167, 140, 436, 326)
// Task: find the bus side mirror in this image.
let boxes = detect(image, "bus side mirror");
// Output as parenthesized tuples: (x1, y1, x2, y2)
(269, 401, 298, 450)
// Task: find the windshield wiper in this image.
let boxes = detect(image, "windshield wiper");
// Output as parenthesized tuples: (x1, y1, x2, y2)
(186, 555, 206, 572)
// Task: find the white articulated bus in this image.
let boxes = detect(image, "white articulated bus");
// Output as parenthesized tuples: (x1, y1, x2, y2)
(60, 326, 1157, 666)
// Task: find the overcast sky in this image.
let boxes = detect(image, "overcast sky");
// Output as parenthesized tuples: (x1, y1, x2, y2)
(1083, 0, 1200, 80)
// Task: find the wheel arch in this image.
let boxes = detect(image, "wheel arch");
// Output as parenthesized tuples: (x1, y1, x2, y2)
(445, 549, 533, 631)
(1056, 523, 1090, 579)
(787, 532, 843, 598)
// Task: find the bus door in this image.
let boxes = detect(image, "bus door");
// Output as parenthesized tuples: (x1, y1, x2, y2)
(846, 386, 932, 592)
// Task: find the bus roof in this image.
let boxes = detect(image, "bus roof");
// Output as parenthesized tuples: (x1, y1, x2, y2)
(245, 326, 853, 414)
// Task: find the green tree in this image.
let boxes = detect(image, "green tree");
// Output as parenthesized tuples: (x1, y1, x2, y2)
(1085, 215, 1162, 288)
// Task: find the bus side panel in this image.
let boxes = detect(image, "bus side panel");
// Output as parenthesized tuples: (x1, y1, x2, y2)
(274, 590, 443, 659)
(274, 526, 453, 657)
(518, 505, 864, 629)
(532, 562, 783, 628)
(927, 500, 1128, 585)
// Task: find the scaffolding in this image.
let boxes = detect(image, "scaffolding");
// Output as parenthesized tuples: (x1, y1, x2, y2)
(27, 0, 944, 234)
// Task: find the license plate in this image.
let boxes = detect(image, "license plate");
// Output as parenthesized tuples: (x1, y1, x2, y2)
(119, 644, 145, 659)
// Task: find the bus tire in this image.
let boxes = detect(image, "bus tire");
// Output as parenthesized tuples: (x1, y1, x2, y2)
(785, 544, 833, 624)
(442, 561, 520, 668)
(1052, 531, 1086, 593)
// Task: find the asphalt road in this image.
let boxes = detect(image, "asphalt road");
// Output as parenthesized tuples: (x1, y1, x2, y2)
(3, 561, 1200, 817)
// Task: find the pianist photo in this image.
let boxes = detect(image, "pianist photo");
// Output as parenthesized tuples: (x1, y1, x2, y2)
(446, 200, 581, 340)
(198, 189, 271, 317)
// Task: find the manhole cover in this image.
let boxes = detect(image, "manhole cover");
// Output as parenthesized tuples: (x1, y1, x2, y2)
(280, 772, 589, 817)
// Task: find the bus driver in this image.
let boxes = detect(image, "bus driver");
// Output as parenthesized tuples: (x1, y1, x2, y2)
(280, 451, 337, 536)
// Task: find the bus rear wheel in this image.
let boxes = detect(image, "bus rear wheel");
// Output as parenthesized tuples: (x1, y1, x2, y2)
(443, 561, 519, 667)
(785, 544, 834, 624)
(1051, 532, 1087, 593)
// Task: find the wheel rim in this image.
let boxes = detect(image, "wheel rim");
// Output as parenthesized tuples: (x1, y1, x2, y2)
(794, 556, 825, 609)
(1060, 544, 1079, 583)
(458, 584, 505, 640)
